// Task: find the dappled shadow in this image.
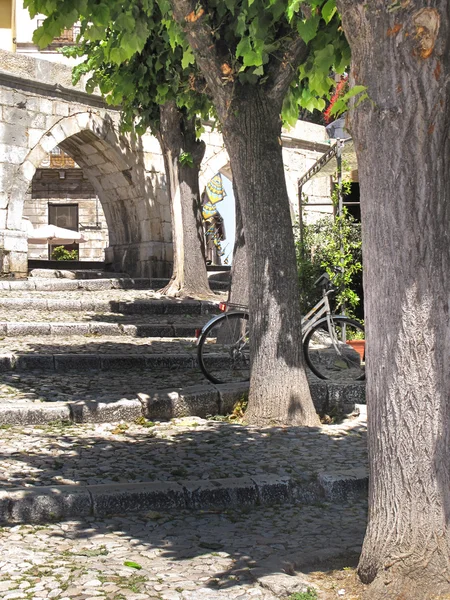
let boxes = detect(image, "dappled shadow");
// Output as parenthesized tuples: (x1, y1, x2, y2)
(0, 418, 368, 593)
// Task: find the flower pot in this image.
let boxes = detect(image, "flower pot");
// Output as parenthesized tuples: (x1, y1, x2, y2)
(346, 340, 365, 361)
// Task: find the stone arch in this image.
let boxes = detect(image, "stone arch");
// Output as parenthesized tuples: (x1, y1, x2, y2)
(3, 111, 170, 278)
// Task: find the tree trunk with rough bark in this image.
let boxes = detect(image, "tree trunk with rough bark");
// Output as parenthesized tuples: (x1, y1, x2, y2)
(221, 89, 318, 426)
(336, 2, 450, 597)
(169, 0, 318, 426)
(157, 102, 211, 297)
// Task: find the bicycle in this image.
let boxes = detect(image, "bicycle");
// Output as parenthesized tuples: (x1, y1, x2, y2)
(196, 272, 365, 384)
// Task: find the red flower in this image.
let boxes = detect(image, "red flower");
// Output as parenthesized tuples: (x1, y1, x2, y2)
(324, 75, 349, 124)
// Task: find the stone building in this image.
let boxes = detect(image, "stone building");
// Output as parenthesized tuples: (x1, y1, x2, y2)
(0, 0, 343, 277)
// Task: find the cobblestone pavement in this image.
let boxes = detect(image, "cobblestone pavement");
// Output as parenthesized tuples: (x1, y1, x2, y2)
(0, 498, 367, 600)
(0, 335, 197, 355)
(0, 312, 208, 325)
(0, 371, 211, 404)
(0, 289, 224, 302)
(0, 413, 367, 489)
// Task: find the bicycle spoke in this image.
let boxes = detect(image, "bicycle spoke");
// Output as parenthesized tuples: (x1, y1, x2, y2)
(198, 313, 250, 384)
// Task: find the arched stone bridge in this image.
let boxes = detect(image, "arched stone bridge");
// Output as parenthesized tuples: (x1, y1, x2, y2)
(0, 50, 332, 278)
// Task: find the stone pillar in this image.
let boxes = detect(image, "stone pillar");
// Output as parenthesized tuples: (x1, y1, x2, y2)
(0, 228, 28, 278)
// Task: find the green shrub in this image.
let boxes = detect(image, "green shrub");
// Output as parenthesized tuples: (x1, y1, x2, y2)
(51, 246, 79, 261)
(295, 207, 362, 317)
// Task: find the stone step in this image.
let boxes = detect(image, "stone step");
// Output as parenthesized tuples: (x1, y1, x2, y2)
(0, 406, 367, 524)
(28, 268, 130, 279)
(0, 351, 197, 372)
(0, 297, 220, 315)
(0, 366, 364, 423)
(0, 366, 364, 411)
(0, 277, 229, 292)
(0, 321, 205, 337)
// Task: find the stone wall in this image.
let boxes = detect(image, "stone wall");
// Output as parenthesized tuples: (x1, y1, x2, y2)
(24, 168, 108, 261)
(0, 49, 335, 278)
(0, 50, 172, 278)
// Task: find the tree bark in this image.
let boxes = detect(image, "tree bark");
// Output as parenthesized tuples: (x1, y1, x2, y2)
(228, 182, 249, 307)
(336, 1, 450, 597)
(169, 0, 318, 426)
(222, 88, 318, 426)
(157, 101, 211, 297)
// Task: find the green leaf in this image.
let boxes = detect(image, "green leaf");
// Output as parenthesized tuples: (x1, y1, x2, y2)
(123, 561, 142, 570)
(321, 0, 336, 24)
(296, 14, 320, 44)
(181, 46, 195, 69)
(32, 25, 55, 48)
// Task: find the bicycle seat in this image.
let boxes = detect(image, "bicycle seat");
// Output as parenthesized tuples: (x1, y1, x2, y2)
(314, 272, 331, 289)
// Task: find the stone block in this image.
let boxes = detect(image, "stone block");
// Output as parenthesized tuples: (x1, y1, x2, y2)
(50, 323, 90, 336)
(327, 382, 365, 413)
(145, 354, 194, 369)
(54, 354, 101, 371)
(52, 102, 70, 117)
(133, 324, 173, 338)
(89, 323, 121, 336)
(0, 403, 71, 425)
(138, 389, 180, 421)
(318, 469, 368, 502)
(6, 323, 51, 336)
(90, 481, 186, 516)
(175, 386, 220, 418)
(32, 280, 69, 291)
(308, 380, 328, 414)
(0, 123, 28, 147)
(7, 280, 37, 291)
(0, 354, 14, 371)
(0, 143, 28, 164)
(0, 486, 92, 524)
(216, 382, 249, 415)
(39, 98, 53, 114)
(15, 355, 55, 371)
(0, 323, 5, 335)
(39, 133, 59, 153)
(29, 112, 47, 129)
(251, 475, 293, 505)
(186, 477, 259, 510)
(21, 159, 36, 181)
(69, 399, 143, 424)
(47, 299, 82, 311)
(172, 324, 197, 337)
(83, 280, 113, 291)
(3, 231, 28, 252)
(121, 324, 137, 336)
(118, 301, 162, 314)
(100, 355, 147, 371)
(165, 300, 202, 315)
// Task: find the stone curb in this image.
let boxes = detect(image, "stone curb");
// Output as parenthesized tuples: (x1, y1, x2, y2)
(0, 381, 364, 426)
(0, 298, 220, 315)
(0, 352, 197, 372)
(0, 471, 368, 525)
(0, 278, 228, 292)
(0, 321, 201, 337)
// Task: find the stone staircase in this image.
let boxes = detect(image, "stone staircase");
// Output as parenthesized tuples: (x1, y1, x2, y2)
(0, 272, 367, 525)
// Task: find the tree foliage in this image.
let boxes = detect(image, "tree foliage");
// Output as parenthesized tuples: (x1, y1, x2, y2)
(26, 0, 351, 127)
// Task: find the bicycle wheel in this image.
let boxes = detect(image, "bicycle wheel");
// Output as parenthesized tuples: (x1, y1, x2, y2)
(303, 316, 365, 381)
(197, 312, 250, 384)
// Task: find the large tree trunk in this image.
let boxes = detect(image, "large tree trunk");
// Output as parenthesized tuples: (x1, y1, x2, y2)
(157, 102, 211, 297)
(337, 2, 450, 597)
(169, 0, 318, 426)
(221, 89, 318, 426)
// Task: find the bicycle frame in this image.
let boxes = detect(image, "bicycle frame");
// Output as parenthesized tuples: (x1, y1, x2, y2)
(301, 290, 333, 341)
